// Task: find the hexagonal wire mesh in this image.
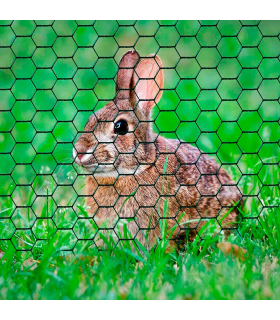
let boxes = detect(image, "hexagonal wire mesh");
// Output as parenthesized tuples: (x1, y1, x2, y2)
(0, 20, 279, 255)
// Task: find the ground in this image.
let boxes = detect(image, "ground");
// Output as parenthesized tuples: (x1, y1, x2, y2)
(0, 198, 280, 299)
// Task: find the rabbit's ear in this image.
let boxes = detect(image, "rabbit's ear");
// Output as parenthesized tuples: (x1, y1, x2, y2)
(116, 50, 140, 100)
(132, 55, 164, 115)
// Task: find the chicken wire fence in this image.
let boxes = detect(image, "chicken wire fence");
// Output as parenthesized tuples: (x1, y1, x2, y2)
(0, 20, 279, 255)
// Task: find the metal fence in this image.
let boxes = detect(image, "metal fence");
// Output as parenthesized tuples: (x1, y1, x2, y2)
(0, 20, 279, 254)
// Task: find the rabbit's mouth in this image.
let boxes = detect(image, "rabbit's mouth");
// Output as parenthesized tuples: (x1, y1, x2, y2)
(82, 163, 98, 173)
(83, 163, 118, 177)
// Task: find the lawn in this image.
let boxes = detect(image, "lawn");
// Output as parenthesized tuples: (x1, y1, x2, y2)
(0, 153, 279, 299)
(1, 196, 280, 299)
(0, 20, 279, 299)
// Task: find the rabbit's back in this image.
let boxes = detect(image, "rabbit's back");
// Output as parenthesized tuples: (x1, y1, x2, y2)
(155, 135, 242, 236)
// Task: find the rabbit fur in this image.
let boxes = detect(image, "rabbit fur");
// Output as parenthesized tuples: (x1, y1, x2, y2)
(74, 50, 242, 248)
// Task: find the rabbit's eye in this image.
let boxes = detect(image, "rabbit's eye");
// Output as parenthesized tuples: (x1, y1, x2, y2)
(114, 119, 128, 135)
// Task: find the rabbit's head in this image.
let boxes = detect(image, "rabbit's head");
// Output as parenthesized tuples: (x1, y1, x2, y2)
(73, 50, 164, 177)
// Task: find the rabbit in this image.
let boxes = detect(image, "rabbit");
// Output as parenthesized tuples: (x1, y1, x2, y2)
(73, 50, 242, 249)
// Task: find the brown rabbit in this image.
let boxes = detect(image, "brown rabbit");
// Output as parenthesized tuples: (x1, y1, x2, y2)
(73, 50, 242, 249)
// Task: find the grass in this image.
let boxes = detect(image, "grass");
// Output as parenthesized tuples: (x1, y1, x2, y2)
(1, 204, 280, 299)
(0, 153, 279, 300)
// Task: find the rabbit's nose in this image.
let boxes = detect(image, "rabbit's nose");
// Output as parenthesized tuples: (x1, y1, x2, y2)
(77, 154, 84, 160)
(73, 147, 94, 165)
(73, 148, 84, 162)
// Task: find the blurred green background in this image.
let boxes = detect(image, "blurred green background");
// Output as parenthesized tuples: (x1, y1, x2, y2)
(0, 21, 279, 233)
